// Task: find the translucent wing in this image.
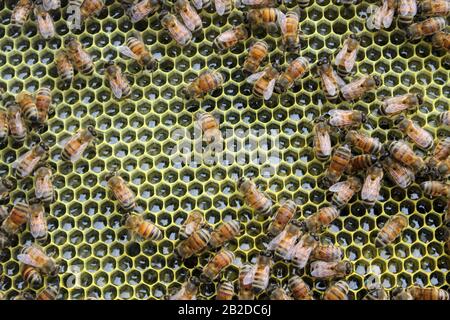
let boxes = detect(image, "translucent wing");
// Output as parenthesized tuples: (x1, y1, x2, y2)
(317, 131, 331, 154)
(246, 71, 265, 84)
(329, 181, 348, 192)
(276, 10, 286, 34)
(263, 78, 276, 100)
(12, 151, 30, 169)
(335, 72, 346, 87)
(180, 12, 198, 31)
(242, 265, 256, 285)
(267, 230, 286, 251)
(384, 103, 408, 115)
(361, 175, 382, 201)
(215, 0, 226, 16)
(344, 49, 357, 72)
(118, 45, 139, 60)
(192, 0, 203, 9)
(334, 43, 348, 67)
(184, 222, 196, 236)
(321, 73, 338, 96)
(108, 76, 124, 99)
(383, 5, 395, 28)
(69, 141, 89, 162)
(17, 253, 39, 268)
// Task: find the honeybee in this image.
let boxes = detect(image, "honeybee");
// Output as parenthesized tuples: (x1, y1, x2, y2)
(0, 205, 9, 221)
(246, 8, 282, 33)
(11, 291, 35, 300)
(34, 3, 55, 40)
(174, 0, 202, 32)
(247, 65, 280, 100)
(216, 281, 234, 300)
(408, 286, 449, 300)
(179, 210, 204, 240)
(334, 34, 359, 77)
(363, 281, 389, 300)
(243, 40, 269, 75)
(181, 70, 224, 100)
(168, 277, 199, 300)
(36, 285, 59, 300)
(329, 176, 362, 208)
(213, 25, 248, 52)
(34, 165, 55, 203)
(195, 111, 223, 144)
(43, 0, 60, 10)
(444, 200, 450, 226)
(275, 57, 309, 93)
(406, 17, 447, 40)
(125, 214, 163, 241)
(13, 142, 49, 179)
(16, 91, 38, 124)
(366, 0, 396, 31)
(421, 181, 450, 198)
(289, 276, 314, 300)
(64, 36, 94, 75)
(118, 32, 158, 72)
(214, 0, 233, 16)
(340, 75, 381, 102)
(269, 286, 293, 300)
(106, 172, 136, 211)
(1, 202, 29, 235)
(323, 281, 350, 300)
(311, 243, 343, 262)
(438, 111, 450, 126)
(346, 155, 378, 174)
(267, 200, 296, 236)
(209, 220, 241, 249)
(301, 206, 340, 234)
(310, 261, 352, 280)
(35, 86, 52, 125)
(201, 249, 235, 281)
(323, 144, 352, 186)
(327, 110, 366, 129)
(290, 233, 318, 269)
(127, 0, 159, 23)
(434, 158, 450, 179)
(429, 137, 450, 165)
(104, 62, 131, 100)
(61, 126, 97, 162)
(0, 109, 8, 141)
(361, 164, 383, 207)
(316, 56, 345, 103)
(10, 0, 33, 29)
(267, 220, 303, 260)
(80, 0, 105, 20)
(160, 11, 192, 47)
(21, 264, 43, 289)
(238, 263, 255, 300)
(243, 251, 272, 294)
(395, 116, 434, 150)
(432, 31, 450, 52)
(29, 201, 48, 242)
(381, 156, 415, 188)
(17, 244, 58, 276)
(397, 0, 417, 24)
(345, 130, 382, 154)
(419, 0, 450, 16)
(0, 178, 14, 202)
(391, 287, 414, 300)
(55, 51, 74, 86)
(236, 0, 276, 8)
(237, 177, 272, 217)
(387, 140, 425, 172)
(278, 11, 301, 52)
(375, 214, 408, 248)
(379, 93, 422, 117)
(175, 226, 211, 259)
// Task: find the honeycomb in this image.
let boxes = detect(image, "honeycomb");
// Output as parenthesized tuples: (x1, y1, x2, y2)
(0, 0, 449, 300)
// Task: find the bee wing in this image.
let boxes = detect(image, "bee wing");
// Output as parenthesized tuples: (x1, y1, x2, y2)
(263, 78, 276, 100)
(334, 43, 348, 67)
(329, 181, 348, 193)
(17, 253, 39, 268)
(69, 141, 89, 162)
(12, 151, 29, 169)
(267, 231, 285, 251)
(192, 0, 203, 9)
(180, 13, 198, 31)
(383, 7, 395, 28)
(242, 265, 256, 285)
(361, 176, 381, 201)
(344, 49, 357, 73)
(317, 131, 331, 153)
(184, 222, 197, 236)
(334, 71, 346, 87)
(321, 73, 339, 96)
(108, 76, 124, 99)
(30, 216, 45, 239)
(276, 10, 286, 34)
(215, 0, 226, 16)
(118, 45, 139, 60)
(246, 71, 265, 84)
(383, 103, 407, 115)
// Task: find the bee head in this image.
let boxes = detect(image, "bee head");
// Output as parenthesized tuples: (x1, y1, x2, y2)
(373, 75, 382, 87)
(64, 36, 76, 47)
(104, 170, 117, 182)
(416, 93, 424, 105)
(289, 219, 302, 228)
(260, 250, 273, 258)
(317, 55, 330, 66)
(391, 287, 406, 299)
(38, 141, 49, 152)
(360, 112, 367, 123)
(159, 9, 170, 21)
(87, 125, 97, 137)
(144, 57, 158, 72)
(393, 115, 406, 126)
(189, 276, 200, 287)
(179, 87, 191, 100)
(343, 261, 353, 275)
(236, 176, 247, 190)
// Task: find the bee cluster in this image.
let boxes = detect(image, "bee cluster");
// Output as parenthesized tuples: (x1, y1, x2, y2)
(0, 0, 449, 301)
